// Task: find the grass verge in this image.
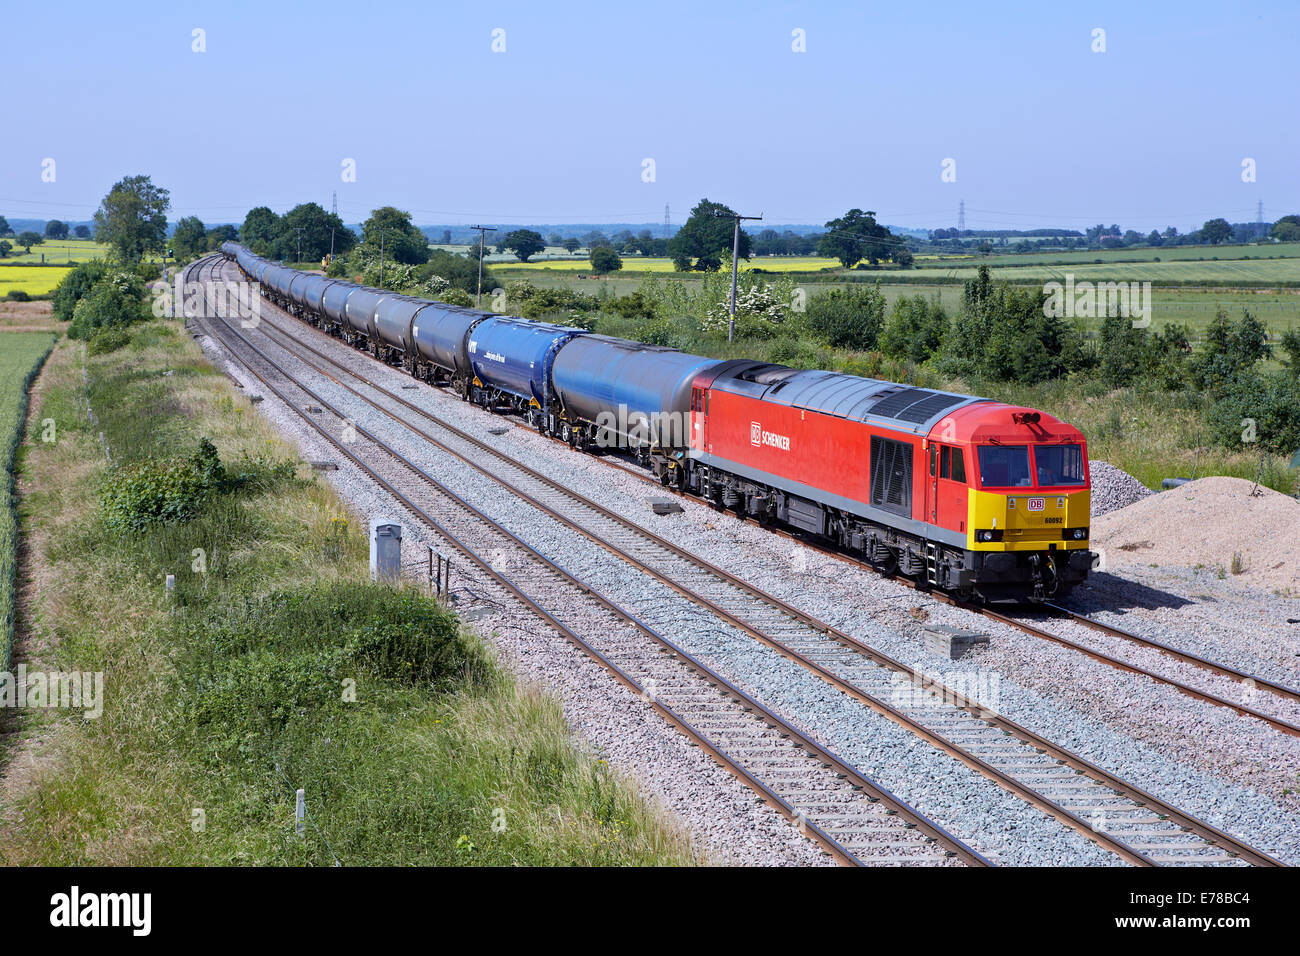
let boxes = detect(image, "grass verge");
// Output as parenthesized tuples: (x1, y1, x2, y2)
(0, 332, 56, 673)
(0, 317, 694, 866)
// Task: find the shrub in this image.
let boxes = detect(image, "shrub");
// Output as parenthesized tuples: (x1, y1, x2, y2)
(804, 284, 887, 351)
(68, 270, 148, 339)
(87, 326, 131, 356)
(5, 290, 30, 302)
(439, 287, 473, 307)
(99, 437, 292, 534)
(504, 279, 599, 319)
(701, 283, 790, 340)
(1206, 370, 1300, 454)
(879, 294, 948, 363)
(52, 259, 111, 321)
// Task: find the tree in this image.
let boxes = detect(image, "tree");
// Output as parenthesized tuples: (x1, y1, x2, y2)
(73, 224, 91, 239)
(92, 174, 170, 263)
(16, 231, 43, 253)
(817, 209, 901, 268)
(667, 199, 751, 271)
(1272, 215, 1300, 242)
(281, 203, 354, 261)
(240, 206, 282, 251)
(206, 224, 238, 247)
(0, 216, 9, 236)
(561, 237, 580, 255)
(45, 219, 69, 239)
(360, 207, 429, 265)
(590, 246, 622, 275)
(1201, 218, 1233, 245)
(172, 216, 208, 260)
(504, 229, 545, 262)
(0, 241, 11, 259)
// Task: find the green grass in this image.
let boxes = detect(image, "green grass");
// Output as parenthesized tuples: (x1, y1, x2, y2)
(0, 332, 55, 673)
(0, 238, 109, 265)
(0, 320, 693, 866)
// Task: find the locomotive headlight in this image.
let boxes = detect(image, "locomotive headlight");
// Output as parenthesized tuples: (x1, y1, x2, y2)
(1072, 528, 1087, 540)
(977, 530, 993, 542)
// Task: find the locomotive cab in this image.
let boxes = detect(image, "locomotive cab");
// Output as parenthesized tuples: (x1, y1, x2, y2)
(935, 405, 1095, 601)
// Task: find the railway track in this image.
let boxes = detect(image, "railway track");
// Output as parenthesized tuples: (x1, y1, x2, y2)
(203, 255, 1284, 867)
(573, 408, 1300, 736)
(187, 255, 981, 867)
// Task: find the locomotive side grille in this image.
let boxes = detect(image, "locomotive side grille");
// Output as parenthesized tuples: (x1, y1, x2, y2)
(870, 435, 913, 516)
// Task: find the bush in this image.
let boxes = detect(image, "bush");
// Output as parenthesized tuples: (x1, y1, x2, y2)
(879, 294, 947, 363)
(1206, 370, 1300, 454)
(87, 326, 131, 356)
(804, 284, 887, 351)
(100, 437, 292, 534)
(5, 290, 29, 302)
(701, 283, 791, 340)
(439, 287, 473, 307)
(51, 259, 111, 322)
(176, 581, 492, 760)
(68, 270, 148, 339)
(504, 279, 599, 319)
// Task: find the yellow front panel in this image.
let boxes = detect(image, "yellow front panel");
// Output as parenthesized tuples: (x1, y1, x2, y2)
(967, 488, 1091, 551)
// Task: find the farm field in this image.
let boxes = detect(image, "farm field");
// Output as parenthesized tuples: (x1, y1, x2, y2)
(0, 264, 74, 297)
(500, 255, 848, 273)
(897, 255, 1300, 285)
(0, 331, 56, 672)
(0, 238, 108, 264)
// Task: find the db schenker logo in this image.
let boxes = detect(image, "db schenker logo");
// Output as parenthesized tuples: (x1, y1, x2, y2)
(750, 422, 791, 451)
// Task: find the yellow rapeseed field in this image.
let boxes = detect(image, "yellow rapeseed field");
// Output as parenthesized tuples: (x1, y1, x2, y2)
(0, 265, 74, 296)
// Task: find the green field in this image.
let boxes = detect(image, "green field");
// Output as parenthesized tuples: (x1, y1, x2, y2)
(0, 264, 75, 297)
(0, 238, 108, 264)
(0, 332, 55, 672)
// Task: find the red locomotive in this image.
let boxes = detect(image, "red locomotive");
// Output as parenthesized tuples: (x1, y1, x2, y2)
(676, 361, 1093, 601)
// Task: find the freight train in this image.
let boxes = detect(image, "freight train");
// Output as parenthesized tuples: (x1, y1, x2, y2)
(221, 242, 1095, 601)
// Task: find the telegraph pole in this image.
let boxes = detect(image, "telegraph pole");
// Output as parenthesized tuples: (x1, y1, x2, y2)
(470, 224, 497, 308)
(714, 210, 763, 342)
(378, 230, 385, 287)
(295, 227, 303, 264)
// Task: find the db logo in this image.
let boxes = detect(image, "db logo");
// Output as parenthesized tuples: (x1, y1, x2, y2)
(1027, 497, 1045, 512)
(750, 422, 762, 447)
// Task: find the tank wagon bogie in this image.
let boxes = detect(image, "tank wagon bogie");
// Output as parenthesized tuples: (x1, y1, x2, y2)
(212, 243, 1094, 601)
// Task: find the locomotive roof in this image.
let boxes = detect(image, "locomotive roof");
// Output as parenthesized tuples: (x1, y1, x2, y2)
(706, 362, 987, 436)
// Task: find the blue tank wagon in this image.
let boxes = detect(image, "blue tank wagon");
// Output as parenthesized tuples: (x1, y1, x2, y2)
(550, 334, 721, 464)
(466, 317, 588, 418)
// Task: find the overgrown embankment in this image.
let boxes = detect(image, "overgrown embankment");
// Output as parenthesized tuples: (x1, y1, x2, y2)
(0, 314, 693, 866)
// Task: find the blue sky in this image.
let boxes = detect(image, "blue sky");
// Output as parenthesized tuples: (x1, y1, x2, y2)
(4, 1, 1297, 231)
